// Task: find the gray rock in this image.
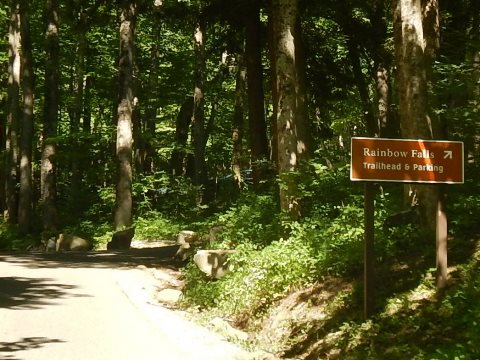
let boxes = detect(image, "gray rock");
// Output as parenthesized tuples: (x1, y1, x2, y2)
(107, 227, 135, 250)
(156, 288, 183, 305)
(56, 234, 92, 251)
(176, 230, 199, 245)
(193, 249, 235, 279)
(175, 230, 203, 260)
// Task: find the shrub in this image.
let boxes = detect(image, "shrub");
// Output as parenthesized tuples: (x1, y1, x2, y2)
(214, 193, 280, 248)
(134, 212, 181, 240)
(182, 238, 316, 321)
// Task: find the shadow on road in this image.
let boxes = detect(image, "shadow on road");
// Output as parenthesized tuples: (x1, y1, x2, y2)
(0, 337, 65, 360)
(0, 245, 182, 311)
(0, 245, 181, 270)
(0, 276, 89, 310)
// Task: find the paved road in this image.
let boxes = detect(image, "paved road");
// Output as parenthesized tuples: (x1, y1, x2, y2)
(0, 249, 250, 360)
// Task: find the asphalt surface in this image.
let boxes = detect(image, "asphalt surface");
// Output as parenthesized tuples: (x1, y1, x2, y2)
(0, 248, 250, 360)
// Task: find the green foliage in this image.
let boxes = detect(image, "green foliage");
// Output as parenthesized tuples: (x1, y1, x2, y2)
(0, 221, 38, 251)
(63, 221, 112, 249)
(310, 201, 365, 275)
(84, 186, 116, 222)
(449, 187, 480, 236)
(214, 193, 280, 248)
(134, 212, 181, 240)
(318, 249, 480, 359)
(183, 238, 316, 319)
(132, 171, 202, 219)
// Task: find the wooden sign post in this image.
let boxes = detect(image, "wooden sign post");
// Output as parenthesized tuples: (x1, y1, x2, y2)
(350, 137, 464, 319)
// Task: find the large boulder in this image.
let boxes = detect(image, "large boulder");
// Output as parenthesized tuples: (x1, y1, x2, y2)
(193, 249, 235, 279)
(55, 234, 92, 252)
(107, 227, 135, 250)
(176, 230, 199, 245)
(175, 230, 200, 261)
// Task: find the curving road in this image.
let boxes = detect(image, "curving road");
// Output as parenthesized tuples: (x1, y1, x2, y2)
(0, 249, 250, 360)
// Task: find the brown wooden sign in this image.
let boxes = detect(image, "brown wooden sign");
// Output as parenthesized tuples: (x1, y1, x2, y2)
(350, 137, 464, 184)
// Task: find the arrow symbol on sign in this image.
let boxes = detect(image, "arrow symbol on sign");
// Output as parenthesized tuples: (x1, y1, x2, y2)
(444, 150, 453, 159)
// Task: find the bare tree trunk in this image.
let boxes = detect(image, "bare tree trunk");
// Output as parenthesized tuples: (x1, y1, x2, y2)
(192, 20, 207, 191)
(170, 97, 193, 176)
(232, 52, 247, 187)
(0, 97, 6, 213)
(467, 0, 480, 160)
(371, 0, 395, 138)
(272, 0, 306, 220)
(245, 1, 269, 186)
(143, 6, 162, 174)
(41, 0, 60, 233)
(69, 7, 88, 206)
(394, 0, 431, 139)
(5, 0, 21, 225)
(347, 39, 378, 137)
(18, 0, 34, 234)
(376, 64, 391, 137)
(294, 17, 310, 159)
(394, 0, 433, 219)
(267, 12, 278, 167)
(393, 0, 445, 288)
(114, 0, 136, 230)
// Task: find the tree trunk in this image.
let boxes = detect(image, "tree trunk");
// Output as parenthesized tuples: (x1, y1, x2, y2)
(294, 17, 310, 159)
(347, 39, 378, 136)
(267, 12, 278, 167)
(0, 97, 6, 213)
(114, 0, 136, 230)
(18, 0, 34, 234)
(245, 1, 269, 186)
(5, 0, 21, 225)
(394, 0, 434, 220)
(371, 0, 396, 138)
(394, 0, 431, 139)
(192, 20, 207, 191)
(232, 52, 247, 187)
(376, 64, 394, 138)
(41, 0, 60, 233)
(83, 74, 92, 133)
(467, 0, 480, 160)
(272, 0, 306, 220)
(143, 8, 162, 174)
(171, 97, 193, 176)
(69, 7, 88, 206)
(393, 0, 445, 287)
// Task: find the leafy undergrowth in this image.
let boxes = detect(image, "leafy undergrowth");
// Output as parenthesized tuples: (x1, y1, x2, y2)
(248, 236, 480, 359)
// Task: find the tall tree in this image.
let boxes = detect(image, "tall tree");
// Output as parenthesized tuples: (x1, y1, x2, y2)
(142, 2, 163, 174)
(245, 0, 269, 186)
(191, 18, 207, 191)
(67, 0, 90, 206)
(293, 16, 310, 158)
(18, 0, 34, 234)
(42, 0, 60, 233)
(5, 0, 21, 224)
(393, 0, 445, 287)
(232, 52, 247, 186)
(371, 0, 394, 137)
(114, 0, 136, 230)
(467, 0, 480, 160)
(272, 0, 308, 220)
(171, 97, 193, 176)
